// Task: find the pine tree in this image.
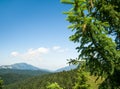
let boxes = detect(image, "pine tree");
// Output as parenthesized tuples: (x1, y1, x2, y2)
(46, 82, 63, 89)
(0, 78, 3, 89)
(73, 66, 91, 89)
(61, 0, 120, 88)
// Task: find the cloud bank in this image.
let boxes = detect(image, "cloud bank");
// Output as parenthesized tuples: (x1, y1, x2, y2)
(10, 46, 70, 70)
(11, 47, 49, 60)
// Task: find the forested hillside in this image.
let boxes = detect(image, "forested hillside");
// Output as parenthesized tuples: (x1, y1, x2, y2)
(0, 69, 50, 76)
(4, 70, 103, 89)
(0, 69, 51, 86)
(0, 73, 31, 85)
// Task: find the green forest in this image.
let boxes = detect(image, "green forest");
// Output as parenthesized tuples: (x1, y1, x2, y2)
(0, 69, 103, 89)
(0, 69, 50, 85)
(0, 0, 120, 89)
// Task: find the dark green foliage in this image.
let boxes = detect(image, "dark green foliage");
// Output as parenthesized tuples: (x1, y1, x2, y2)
(93, 0, 120, 50)
(4, 70, 77, 89)
(0, 78, 3, 89)
(99, 67, 120, 89)
(0, 73, 31, 85)
(0, 69, 50, 85)
(73, 69, 90, 89)
(0, 69, 50, 76)
(3, 69, 103, 89)
(61, 0, 120, 88)
(46, 82, 63, 89)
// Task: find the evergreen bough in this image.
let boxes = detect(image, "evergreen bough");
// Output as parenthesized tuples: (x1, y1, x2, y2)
(0, 78, 3, 89)
(61, 0, 120, 88)
(46, 82, 63, 89)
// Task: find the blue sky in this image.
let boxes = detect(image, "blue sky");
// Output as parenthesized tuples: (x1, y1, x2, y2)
(0, 0, 78, 70)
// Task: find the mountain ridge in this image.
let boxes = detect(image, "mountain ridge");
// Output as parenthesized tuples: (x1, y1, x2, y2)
(0, 62, 78, 72)
(55, 64, 77, 72)
(0, 63, 42, 70)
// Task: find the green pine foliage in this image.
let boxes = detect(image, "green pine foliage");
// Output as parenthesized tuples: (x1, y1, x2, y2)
(0, 78, 3, 89)
(73, 69, 91, 89)
(46, 82, 63, 89)
(61, 0, 120, 88)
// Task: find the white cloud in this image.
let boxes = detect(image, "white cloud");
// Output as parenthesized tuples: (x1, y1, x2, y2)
(27, 47, 49, 56)
(53, 46, 61, 50)
(52, 46, 69, 53)
(37, 47, 49, 53)
(10, 47, 49, 60)
(9, 46, 71, 70)
(11, 52, 19, 57)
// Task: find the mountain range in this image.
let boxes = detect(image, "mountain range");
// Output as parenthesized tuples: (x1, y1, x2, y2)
(0, 62, 77, 86)
(55, 64, 77, 72)
(0, 63, 77, 72)
(0, 63, 40, 70)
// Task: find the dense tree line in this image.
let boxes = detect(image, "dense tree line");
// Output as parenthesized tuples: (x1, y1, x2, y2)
(0, 69, 50, 86)
(0, 73, 31, 85)
(4, 70, 77, 89)
(0, 69, 50, 76)
(4, 70, 102, 89)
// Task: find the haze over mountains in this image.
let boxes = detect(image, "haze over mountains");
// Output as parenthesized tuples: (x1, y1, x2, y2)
(56, 65, 77, 72)
(0, 63, 77, 72)
(0, 62, 77, 86)
(0, 63, 40, 70)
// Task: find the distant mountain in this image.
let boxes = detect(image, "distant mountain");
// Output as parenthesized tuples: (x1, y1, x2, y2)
(0, 69, 51, 85)
(55, 65, 78, 72)
(0, 63, 51, 85)
(0, 63, 41, 70)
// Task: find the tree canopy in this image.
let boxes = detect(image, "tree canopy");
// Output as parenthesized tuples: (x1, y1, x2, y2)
(0, 78, 3, 89)
(46, 82, 63, 89)
(61, 0, 120, 88)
